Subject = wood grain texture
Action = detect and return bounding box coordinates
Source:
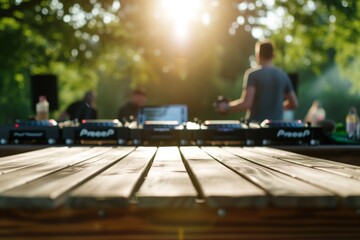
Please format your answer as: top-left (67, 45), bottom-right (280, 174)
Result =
top-left (224, 147), bottom-right (360, 207)
top-left (68, 147), bottom-right (156, 208)
top-left (0, 147), bottom-right (134, 208)
top-left (0, 146), bottom-right (66, 162)
top-left (0, 148), bottom-right (90, 174)
top-left (1, 146), bottom-right (360, 239)
top-left (0, 147), bottom-right (109, 194)
top-left (180, 146), bottom-right (267, 207)
top-left (202, 146), bottom-right (336, 207)
top-left (136, 146), bottom-right (198, 207)
top-left (253, 147), bottom-right (360, 169)
top-left (252, 147), bottom-right (360, 180)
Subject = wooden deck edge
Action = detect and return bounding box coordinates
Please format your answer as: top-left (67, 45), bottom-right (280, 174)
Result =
top-left (1, 206), bottom-right (359, 239)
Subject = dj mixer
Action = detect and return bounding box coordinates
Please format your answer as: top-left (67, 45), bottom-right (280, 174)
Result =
top-left (0, 119), bottom-right (59, 145)
top-left (62, 119), bottom-right (130, 145)
top-left (192, 120), bottom-right (256, 146)
top-left (258, 119), bottom-right (323, 145)
top-left (0, 106), bottom-right (325, 146)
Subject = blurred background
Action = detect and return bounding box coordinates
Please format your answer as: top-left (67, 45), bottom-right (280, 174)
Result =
top-left (1, 0), bottom-right (360, 124)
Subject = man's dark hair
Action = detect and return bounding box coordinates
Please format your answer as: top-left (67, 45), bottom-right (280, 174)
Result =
top-left (84, 90), bottom-right (95, 102)
top-left (257, 40), bottom-right (274, 60)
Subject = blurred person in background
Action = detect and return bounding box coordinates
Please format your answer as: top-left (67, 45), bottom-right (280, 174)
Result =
top-left (118, 88), bottom-right (147, 123)
top-left (304, 100), bottom-right (326, 126)
top-left (216, 40), bottom-right (298, 122)
top-left (58, 90), bottom-right (97, 121)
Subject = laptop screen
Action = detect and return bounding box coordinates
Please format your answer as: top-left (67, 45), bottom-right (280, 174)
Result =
top-left (137, 105), bottom-right (188, 126)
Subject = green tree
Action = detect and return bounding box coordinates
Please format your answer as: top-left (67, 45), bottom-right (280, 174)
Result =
top-left (230, 0), bottom-right (360, 121)
top-left (272, 0), bottom-right (360, 121)
top-left (0, 0), bottom-right (149, 122)
top-left (2, 0), bottom-right (359, 124)
top-left (1, 0), bottom-right (254, 121)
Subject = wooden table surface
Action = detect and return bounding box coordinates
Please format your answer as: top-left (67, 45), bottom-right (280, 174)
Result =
top-left (1, 146), bottom-right (360, 239)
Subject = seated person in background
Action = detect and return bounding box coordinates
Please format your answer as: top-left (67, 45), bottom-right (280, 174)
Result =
top-left (118, 88), bottom-right (147, 123)
top-left (216, 40), bottom-right (298, 122)
top-left (304, 100), bottom-right (326, 126)
top-left (58, 90), bottom-right (97, 121)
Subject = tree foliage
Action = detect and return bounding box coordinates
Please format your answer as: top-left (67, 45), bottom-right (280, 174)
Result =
top-left (1, 0), bottom-right (359, 123)
top-left (232, 0), bottom-right (360, 120)
top-left (273, 0), bottom-right (360, 120)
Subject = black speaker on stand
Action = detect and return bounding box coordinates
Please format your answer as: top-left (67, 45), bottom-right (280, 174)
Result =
top-left (30, 74), bottom-right (59, 112)
top-left (284, 72), bottom-right (299, 121)
top-left (288, 72), bottom-right (299, 95)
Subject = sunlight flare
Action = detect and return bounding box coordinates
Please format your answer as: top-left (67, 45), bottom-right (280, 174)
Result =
top-left (161, 0), bottom-right (202, 40)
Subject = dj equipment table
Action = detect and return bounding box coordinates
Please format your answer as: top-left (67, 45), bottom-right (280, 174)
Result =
top-left (1, 146), bottom-right (360, 239)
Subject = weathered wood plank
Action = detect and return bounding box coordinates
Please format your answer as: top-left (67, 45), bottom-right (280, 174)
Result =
top-left (68, 147), bottom-right (157, 208)
top-left (0, 146), bottom-right (70, 166)
top-left (0, 146), bottom-right (360, 239)
top-left (136, 147), bottom-right (198, 207)
top-left (252, 147), bottom-right (360, 169)
top-left (202, 147), bottom-right (336, 207)
top-left (224, 147), bottom-right (360, 207)
top-left (0, 147), bottom-right (134, 208)
top-left (0, 147), bottom-right (90, 174)
top-left (0, 147), bottom-right (113, 194)
top-left (0, 147), bottom-right (67, 162)
top-left (180, 146), bottom-right (267, 207)
top-left (248, 147), bottom-right (360, 180)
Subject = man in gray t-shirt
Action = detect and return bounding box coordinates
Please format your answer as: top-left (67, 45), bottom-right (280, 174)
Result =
top-left (217, 40), bottom-right (298, 122)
